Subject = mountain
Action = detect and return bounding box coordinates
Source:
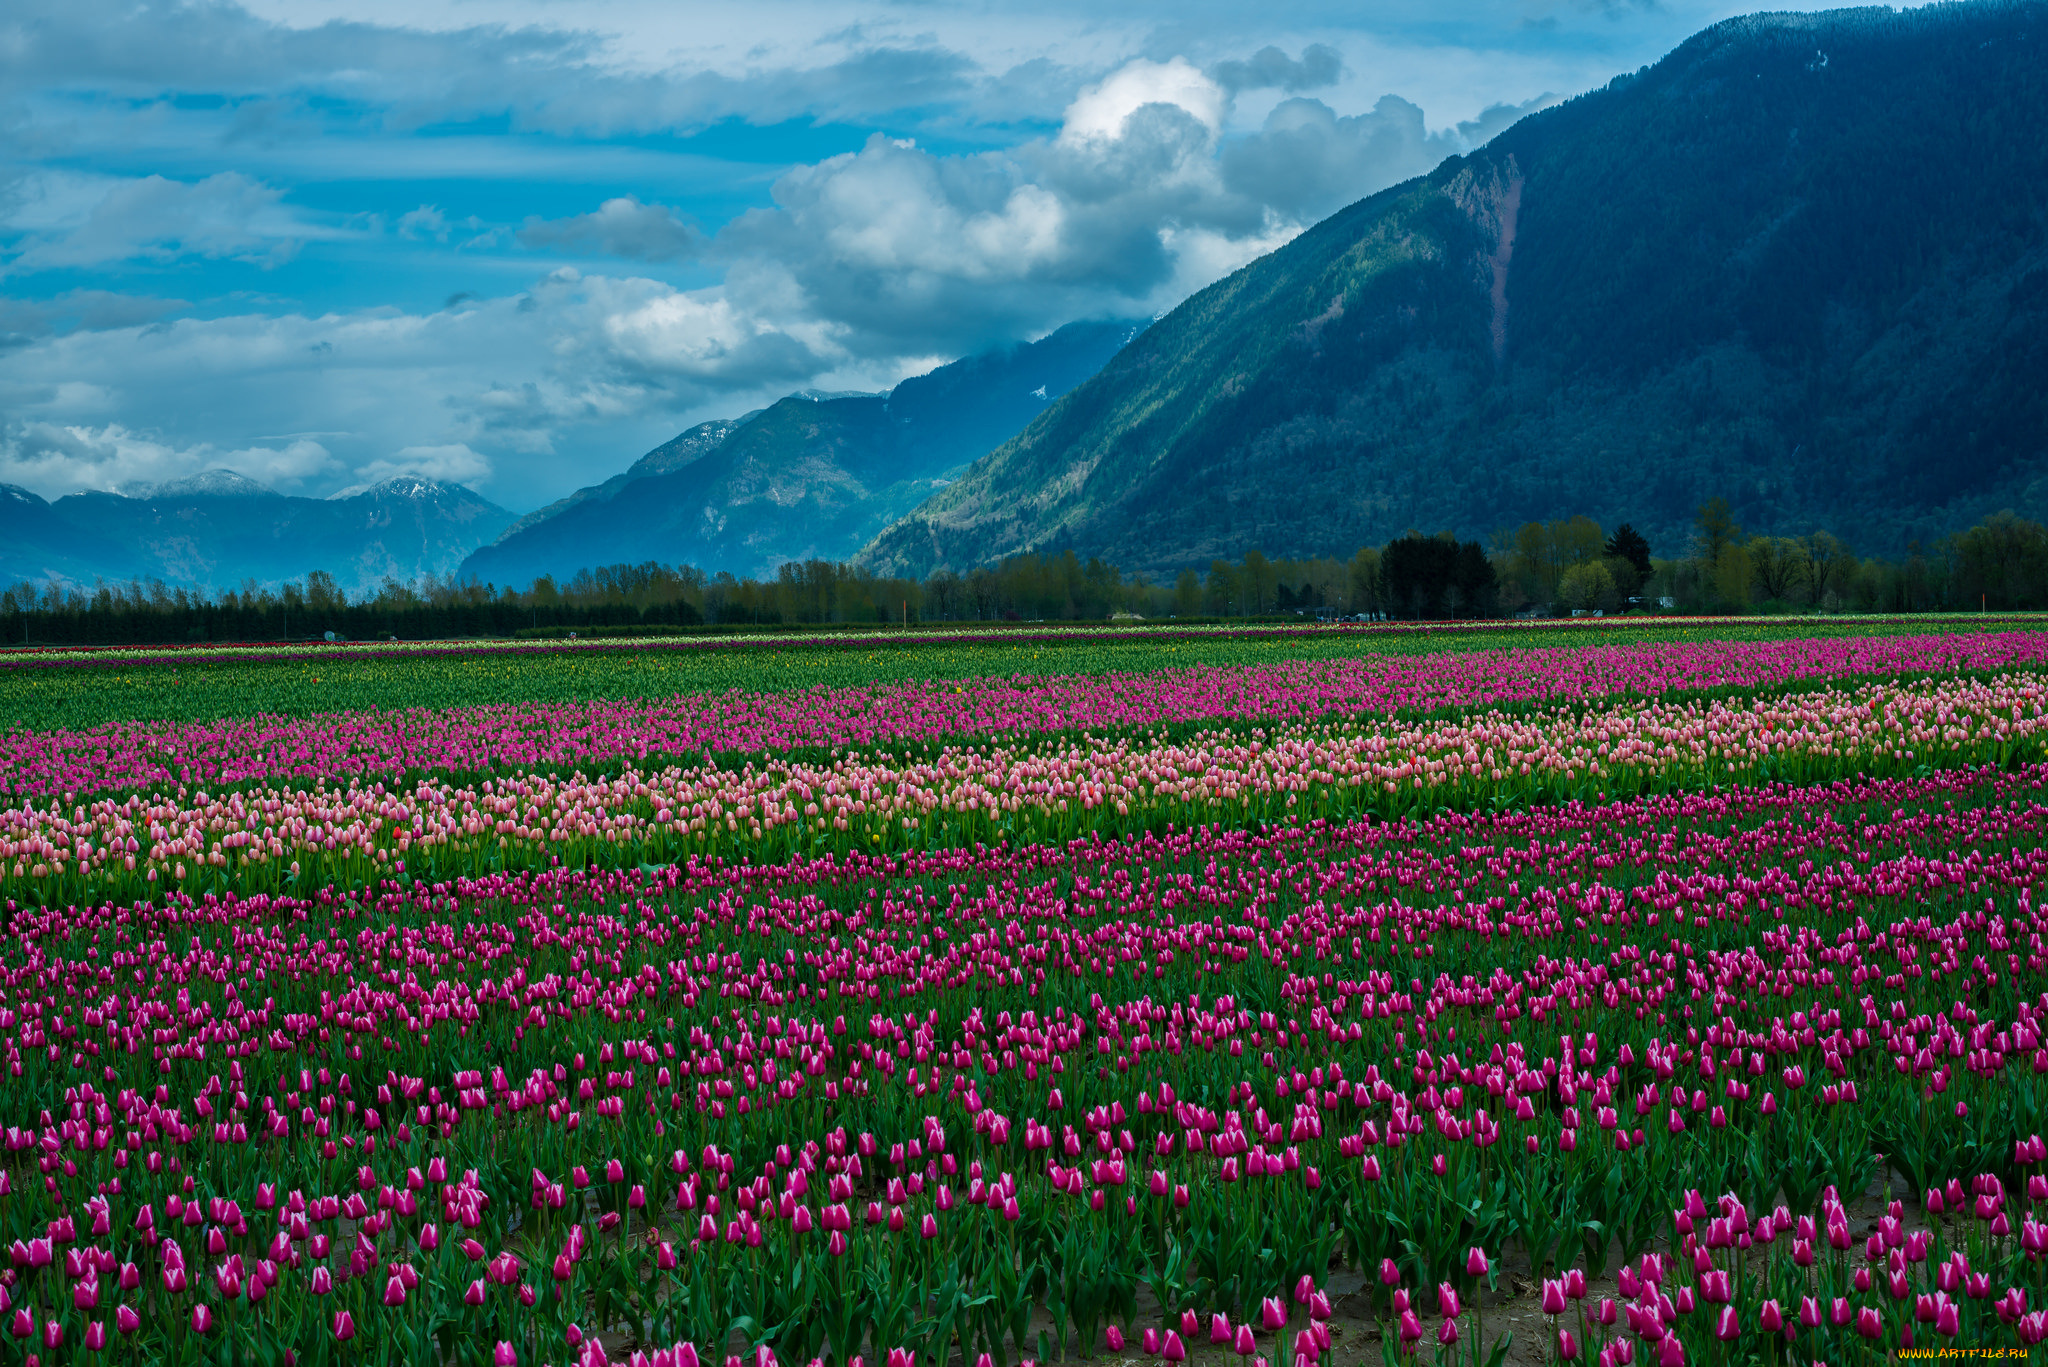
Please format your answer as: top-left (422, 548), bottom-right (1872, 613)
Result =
top-left (41, 473), bottom-right (514, 594)
top-left (490, 419), bottom-right (747, 545)
top-left (121, 469), bottom-right (282, 500)
top-left (861, 2), bottom-right (2048, 576)
top-left (460, 318), bottom-right (1146, 586)
top-left (1, 484), bottom-right (145, 588)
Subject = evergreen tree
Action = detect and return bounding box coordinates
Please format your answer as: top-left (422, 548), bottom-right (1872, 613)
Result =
top-left (1604, 524), bottom-right (1654, 578)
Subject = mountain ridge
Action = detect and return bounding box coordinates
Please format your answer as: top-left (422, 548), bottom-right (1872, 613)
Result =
top-left (23, 477), bottom-right (515, 595)
top-left (860, 1), bottom-right (2048, 576)
top-left (487, 420), bottom-right (750, 547)
top-left (460, 318), bottom-right (1146, 587)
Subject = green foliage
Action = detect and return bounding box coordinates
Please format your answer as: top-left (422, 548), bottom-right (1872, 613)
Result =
top-left (1381, 534), bottom-right (1498, 619)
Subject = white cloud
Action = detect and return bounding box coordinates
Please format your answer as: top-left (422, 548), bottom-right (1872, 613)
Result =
top-left (1059, 58), bottom-right (1224, 144)
top-left (0, 290), bottom-right (189, 338)
top-left (2, 173), bottom-right (308, 273)
top-left (397, 205), bottom-right (449, 241)
top-left (0, 421), bottom-right (336, 498)
top-left (1211, 44), bottom-right (1344, 95)
top-left (341, 442), bottom-right (491, 491)
top-left (0, 269), bottom-right (847, 507)
top-left (517, 197), bottom-right (705, 262)
top-left (1221, 92), bottom-right (1553, 223)
top-left (706, 54), bottom-right (1326, 357)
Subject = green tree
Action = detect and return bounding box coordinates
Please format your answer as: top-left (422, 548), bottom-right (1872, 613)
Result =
top-left (1241, 549), bottom-right (1277, 615)
top-left (1347, 547), bottom-right (1382, 616)
top-left (1604, 524), bottom-right (1654, 578)
top-left (1747, 536), bottom-right (1810, 605)
top-left (1695, 498), bottom-right (1741, 570)
top-left (1806, 532), bottom-right (1855, 607)
top-left (1558, 561), bottom-right (1615, 612)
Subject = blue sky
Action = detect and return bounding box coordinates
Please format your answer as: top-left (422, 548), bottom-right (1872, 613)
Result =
top-left (0, 0), bottom-right (1847, 512)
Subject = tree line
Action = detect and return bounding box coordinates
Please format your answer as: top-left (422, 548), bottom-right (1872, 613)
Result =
top-left (1489, 502), bottom-right (2048, 616)
top-left (5, 507), bottom-right (2046, 646)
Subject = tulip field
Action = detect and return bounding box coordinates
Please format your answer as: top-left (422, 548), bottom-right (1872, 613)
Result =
top-left (3, 624), bottom-right (2048, 1366)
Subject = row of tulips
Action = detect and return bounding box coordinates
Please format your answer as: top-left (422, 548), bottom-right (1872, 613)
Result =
top-left (7, 612), bottom-right (1984, 674)
top-left (6, 670), bottom-right (2048, 906)
top-left (0, 761), bottom-right (2044, 1361)
top-left (9, 629), bottom-right (2048, 800)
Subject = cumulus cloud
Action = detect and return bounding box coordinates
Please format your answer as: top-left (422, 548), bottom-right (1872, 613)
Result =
top-left (2, 172), bottom-right (306, 273)
top-left (339, 442), bottom-right (493, 492)
top-left (518, 197), bottom-right (706, 262)
top-left (1220, 93), bottom-right (1555, 223)
top-left (0, 268), bottom-right (848, 506)
top-left (713, 55), bottom-right (1297, 356)
top-left (1059, 57), bottom-right (1224, 143)
top-left (1210, 43), bottom-right (1344, 94)
top-left (687, 46), bottom-right (1557, 366)
top-left (0, 421), bottom-right (336, 499)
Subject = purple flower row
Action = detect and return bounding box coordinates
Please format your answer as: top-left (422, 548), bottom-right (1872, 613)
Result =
top-left (10, 630), bottom-right (2048, 798)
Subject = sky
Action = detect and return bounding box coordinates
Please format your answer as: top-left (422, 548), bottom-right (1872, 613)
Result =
top-left (0, 0), bottom-right (1846, 513)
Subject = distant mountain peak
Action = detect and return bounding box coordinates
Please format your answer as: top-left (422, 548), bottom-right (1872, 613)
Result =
top-left (352, 476), bottom-right (461, 500)
top-left (126, 468), bottom-right (281, 500)
top-left (321, 475), bottom-right (498, 504)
